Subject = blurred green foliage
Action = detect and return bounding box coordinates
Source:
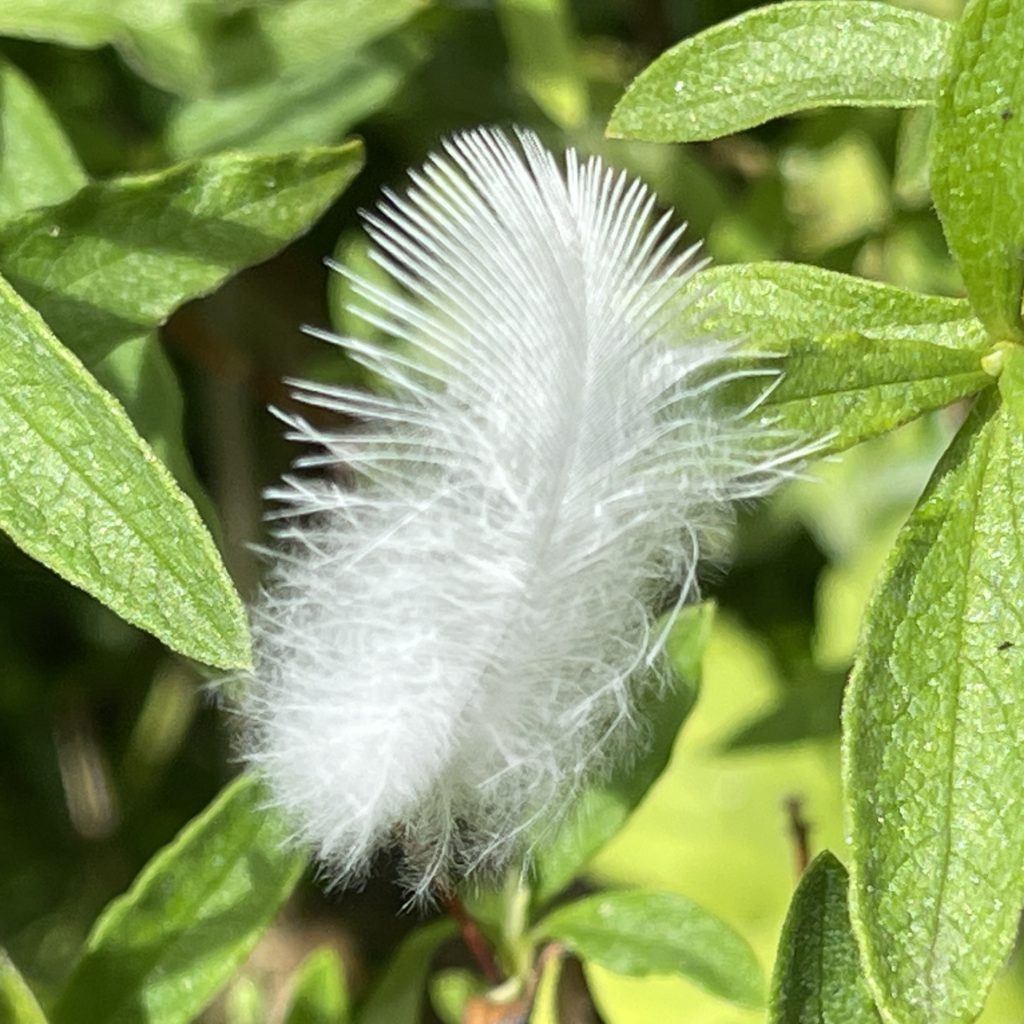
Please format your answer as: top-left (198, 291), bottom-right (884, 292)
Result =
top-left (3, 0), bottom-right (1024, 1022)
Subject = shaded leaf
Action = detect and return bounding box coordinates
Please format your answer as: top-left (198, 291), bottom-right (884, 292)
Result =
top-left (0, 0), bottom-right (423, 97)
top-left (535, 889), bottom-right (764, 1007)
top-left (845, 387), bottom-right (1024, 1024)
top-left (0, 58), bottom-right (86, 222)
top-left (356, 920), bottom-right (455, 1024)
top-left (769, 852), bottom-right (878, 1024)
top-left (93, 333), bottom-right (215, 520)
top-left (167, 35), bottom-right (425, 158)
top-left (0, 272), bottom-right (248, 667)
top-left (932, 0), bottom-right (1024, 341)
top-left (724, 671), bottom-right (845, 751)
top-left (497, 0), bottom-right (588, 130)
top-left (283, 947), bottom-right (350, 1024)
top-left (51, 775), bottom-right (306, 1024)
top-left (608, 2), bottom-right (951, 142)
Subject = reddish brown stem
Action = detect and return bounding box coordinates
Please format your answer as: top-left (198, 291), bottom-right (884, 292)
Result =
top-left (785, 796), bottom-right (811, 877)
top-left (440, 889), bottom-right (505, 986)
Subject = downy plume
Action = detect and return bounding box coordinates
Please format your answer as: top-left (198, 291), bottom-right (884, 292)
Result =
top-left (239, 127), bottom-right (796, 897)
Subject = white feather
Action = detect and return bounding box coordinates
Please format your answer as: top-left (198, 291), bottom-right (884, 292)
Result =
top-left (239, 127), bottom-right (795, 897)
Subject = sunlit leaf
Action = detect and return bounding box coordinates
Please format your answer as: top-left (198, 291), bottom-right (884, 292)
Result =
top-left (608, 2), bottom-right (951, 142)
top-left (845, 386), bottom-right (1024, 1024)
top-left (932, 0), bottom-right (1024, 341)
top-left (0, 272), bottom-right (248, 667)
top-left (0, 142), bottom-right (365, 369)
top-left (684, 262), bottom-right (990, 454)
top-left (535, 889), bottom-right (765, 1007)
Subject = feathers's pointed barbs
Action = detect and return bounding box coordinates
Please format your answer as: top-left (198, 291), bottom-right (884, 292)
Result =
top-left (239, 127), bottom-right (796, 898)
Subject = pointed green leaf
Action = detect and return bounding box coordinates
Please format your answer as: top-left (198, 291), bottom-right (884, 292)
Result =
top-left (535, 890), bottom-right (765, 1007)
top-left (529, 602), bottom-right (713, 907)
top-left (51, 775), bottom-right (306, 1024)
top-left (356, 920), bottom-right (455, 1024)
top-left (0, 58), bottom-right (86, 222)
top-left (0, 950), bottom-right (48, 1024)
top-left (932, 0), bottom-right (1024, 341)
top-left (845, 388), bottom-right (1024, 1024)
top-left (693, 263), bottom-right (988, 351)
top-left (283, 948), bottom-right (350, 1024)
top-left (0, 141), bottom-right (364, 369)
top-left (608, 2), bottom-right (951, 142)
top-left (770, 852), bottom-right (878, 1024)
top-left (685, 263), bottom-right (991, 454)
top-left (0, 272), bottom-right (248, 666)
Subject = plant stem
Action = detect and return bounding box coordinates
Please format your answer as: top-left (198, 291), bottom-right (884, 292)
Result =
top-left (439, 889), bottom-right (505, 986)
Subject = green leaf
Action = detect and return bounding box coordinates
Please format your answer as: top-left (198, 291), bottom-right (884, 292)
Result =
top-left (160, 0), bottom-right (427, 149)
top-left (51, 774), bottom-right (306, 1024)
top-left (769, 852), bottom-right (878, 1024)
top-left (931, 0), bottom-right (1024, 341)
top-left (0, 0), bottom-right (115, 47)
top-left (283, 947), bottom-right (350, 1024)
top-left (894, 108), bottom-right (934, 209)
top-left (530, 602), bottom-right (713, 907)
top-left (607, 2), bottom-right (951, 142)
top-left (0, 1), bottom-right (225, 95)
top-left (224, 978), bottom-right (264, 1024)
top-left (723, 671), bottom-right (846, 751)
top-left (0, 142), bottom-right (364, 369)
top-left (356, 920), bottom-right (454, 1024)
top-left (528, 952), bottom-right (562, 1024)
top-left (0, 272), bottom-right (248, 667)
top-left (535, 889), bottom-right (765, 1007)
top-left (0, 58), bottom-right (86, 222)
top-left (844, 387), bottom-right (1024, 1024)
top-left (0, 950), bottom-right (48, 1024)
top-left (428, 968), bottom-right (484, 1024)
top-left (693, 263), bottom-right (988, 351)
top-left (685, 263), bottom-right (991, 454)
top-left (0, 0), bottom-right (424, 97)
top-left (167, 36), bottom-right (425, 158)
top-left (497, 0), bottom-right (589, 130)
top-left (234, 0), bottom-right (426, 77)
top-left (780, 133), bottom-right (891, 256)
top-left (93, 334), bottom-right (214, 519)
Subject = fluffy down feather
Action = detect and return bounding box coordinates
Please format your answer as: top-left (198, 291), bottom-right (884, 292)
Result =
top-left (239, 127), bottom-right (794, 897)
